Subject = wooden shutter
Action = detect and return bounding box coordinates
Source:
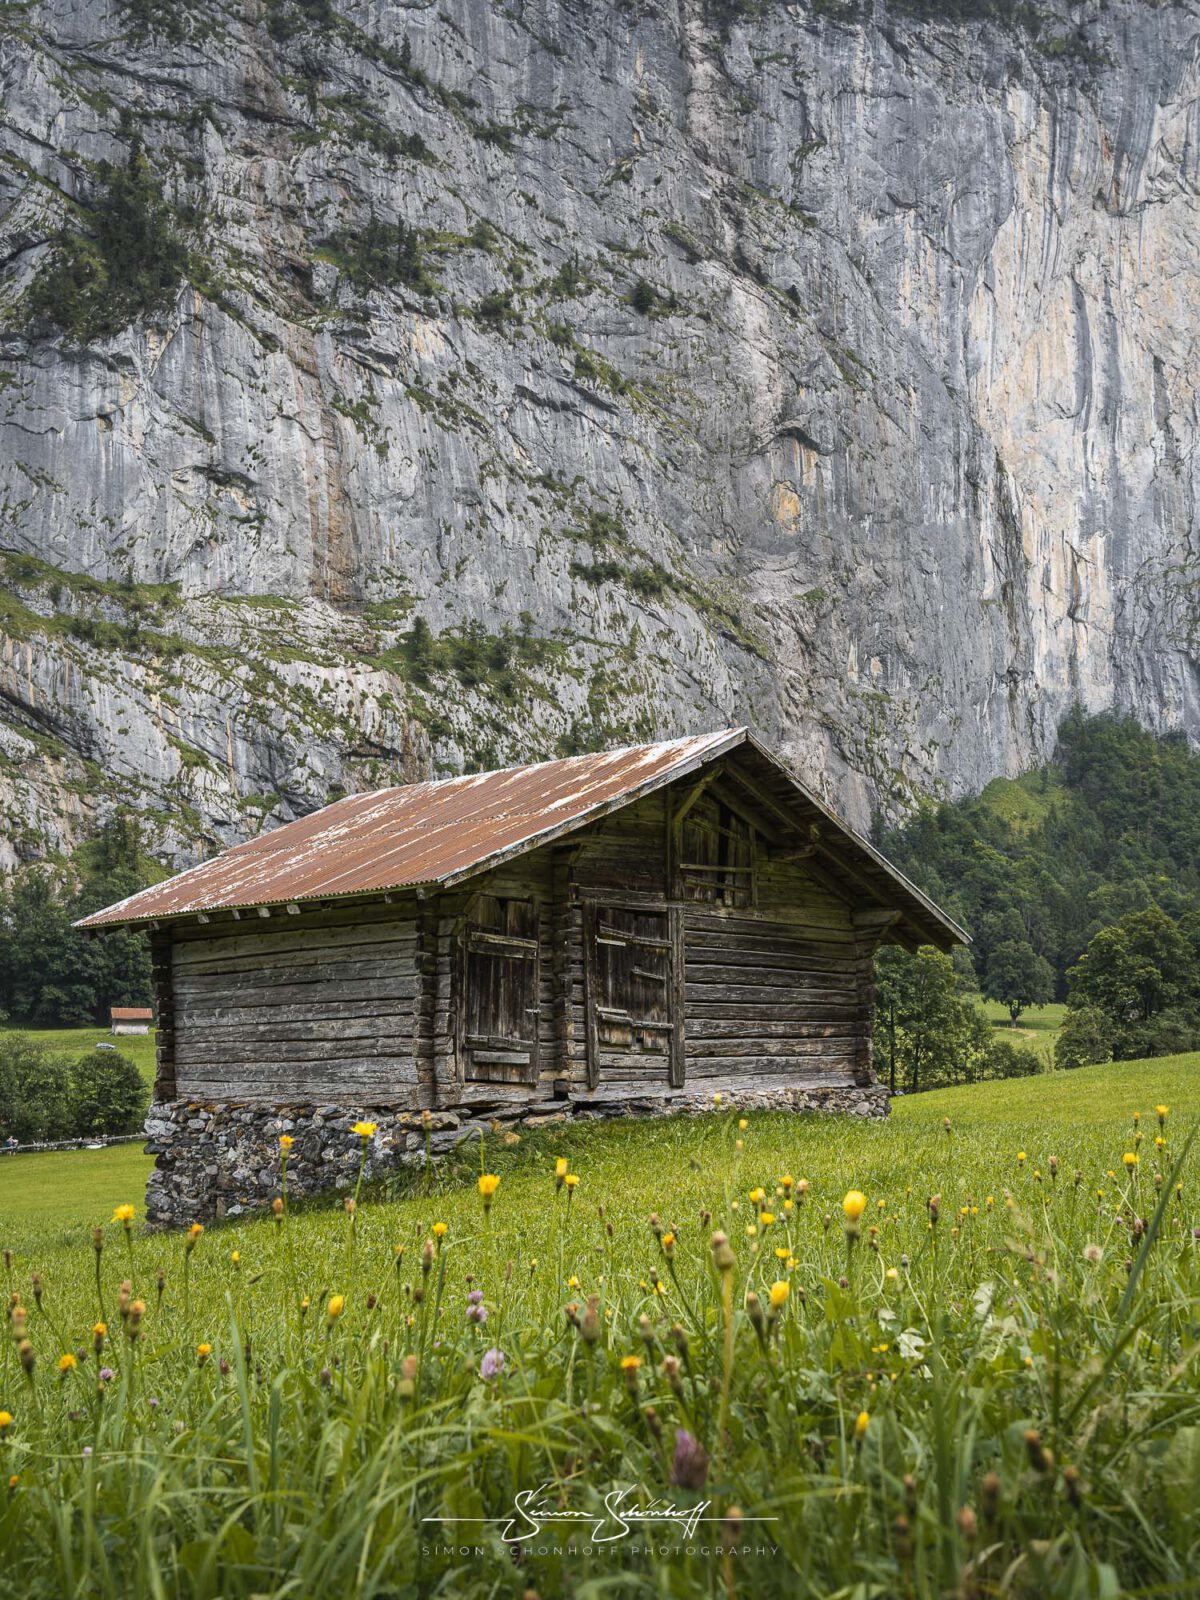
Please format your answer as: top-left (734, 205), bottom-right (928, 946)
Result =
top-left (461, 896), bottom-right (540, 1083)
top-left (584, 904), bottom-right (684, 1088)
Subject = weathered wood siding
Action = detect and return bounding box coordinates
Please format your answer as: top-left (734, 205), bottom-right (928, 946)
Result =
top-left (168, 899), bottom-right (421, 1100)
top-left (430, 851), bottom-right (561, 1110)
top-left (680, 861), bottom-right (865, 1092)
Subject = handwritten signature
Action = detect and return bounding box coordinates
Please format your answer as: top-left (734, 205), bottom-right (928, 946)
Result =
top-left (497, 1482), bottom-right (712, 1544)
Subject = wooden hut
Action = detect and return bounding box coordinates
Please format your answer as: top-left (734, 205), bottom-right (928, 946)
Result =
top-left (78, 729), bottom-right (966, 1224)
top-left (110, 1006), bottom-right (153, 1035)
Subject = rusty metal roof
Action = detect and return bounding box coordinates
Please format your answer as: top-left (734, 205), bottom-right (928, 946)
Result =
top-left (76, 728), bottom-right (967, 948)
top-left (110, 1007), bottom-right (154, 1019)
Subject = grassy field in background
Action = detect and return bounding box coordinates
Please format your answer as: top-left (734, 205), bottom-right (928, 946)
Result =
top-left (0, 1051), bottom-right (1189, 1254)
top-left (973, 998), bottom-right (1068, 1060)
top-left (1, 1024), bottom-right (158, 1085)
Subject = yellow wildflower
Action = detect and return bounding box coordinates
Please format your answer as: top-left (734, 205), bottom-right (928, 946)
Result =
top-left (112, 1204), bottom-right (135, 1224)
top-left (565, 1174), bottom-right (579, 1189)
top-left (620, 1354), bottom-right (642, 1371)
top-left (196, 1342), bottom-right (212, 1364)
top-left (58, 1353), bottom-right (77, 1373)
top-left (855, 1410), bottom-right (870, 1439)
top-left (432, 1222), bottom-right (448, 1239)
top-left (738, 1118), bottom-right (748, 1131)
top-left (1123, 1152), bottom-right (1139, 1168)
top-left (279, 1135), bottom-right (294, 1152)
top-left (478, 1173), bottom-right (501, 1205)
top-left (0, 1412), bottom-right (11, 1431)
top-left (842, 1190), bottom-right (867, 1222)
top-left (351, 1121), bottom-right (377, 1139)
top-left (749, 1187), bottom-right (765, 1205)
top-left (769, 1280), bottom-right (789, 1310)
top-left (327, 1294), bottom-right (345, 1321)
top-left (775, 1246), bottom-right (790, 1260)
top-left (759, 1211), bottom-right (775, 1227)
top-left (555, 1157), bottom-right (569, 1179)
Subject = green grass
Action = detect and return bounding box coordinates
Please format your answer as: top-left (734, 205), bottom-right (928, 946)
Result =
top-left (0, 1145), bottom-right (153, 1253)
top-left (2, 1025), bottom-right (158, 1086)
top-left (972, 999), bottom-right (1068, 1062)
top-left (977, 766), bottom-right (1071, 833)
top-left (0, 1056), bottom-right (1197, 1597)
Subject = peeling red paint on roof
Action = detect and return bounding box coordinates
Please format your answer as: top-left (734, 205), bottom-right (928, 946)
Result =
top-left (78, 730), bottom-right (743, 928)
top-left (77, 728), bottom-right (968, 948)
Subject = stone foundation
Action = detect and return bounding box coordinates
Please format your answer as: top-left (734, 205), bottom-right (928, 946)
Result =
top-left (142, 1084), bottom-right (890, 1228)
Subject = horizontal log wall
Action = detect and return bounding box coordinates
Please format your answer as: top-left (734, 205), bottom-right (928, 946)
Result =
top-left (679, 852), bottom-right (865, 1089)
top-left (169, 898), bottom-right (421, 1100)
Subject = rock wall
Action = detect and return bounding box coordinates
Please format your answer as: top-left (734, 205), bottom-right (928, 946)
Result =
top-left (1, 0), bottom-right (1198, 868)
top-left (143, 1085), bottom-right (890, 1226)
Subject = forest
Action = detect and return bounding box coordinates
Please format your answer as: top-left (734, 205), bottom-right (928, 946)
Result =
top-left (875, 709), bottom-right (1200, 1087)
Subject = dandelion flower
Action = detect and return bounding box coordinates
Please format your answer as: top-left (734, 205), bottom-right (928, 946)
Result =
top-left (769, 1280), bottom-right (790, 1310)
top-left (748, 1187), bottom-right (765, 1205)
top-left (855, 1410), bottom-right (870, 1440)
top-left (196, 1342), bottom-right (212, 1364)
top-left (775, 1245), bottom-right (790, 1260)
top-left (0, 1412), bottom-right (11, 1431)
top-left (620, 1354), bottom-right (642, 1371)
top-left (351, 1121), bottom-right (377, 1139)
top-left (1123, 1152), bottom-right (1139, 1169)
top-left (555, 1157), bottom-right (569, 1179)
top-left (478, 1173), bottom-right (500, 1209)
top-left (1016, 1152), bottom-right (1026, 1166)
top-left (112, 1204), bottom-right (135, 1225)
top-left (565, 1174), bottom-right (579, 1189)
top-left (842, 1190), bottom-right (867, 1222)
top-left (432, 1222), bottom-right (448, 1239)
top-left (759, 1211), bottom-right (775, 1227)
top-left (279, 1135), bottom-right (294, 1152)
top-left (327, 1294), bottom-right (346, 1321)
top-left (58, 1353), bottom-right (77, 1373)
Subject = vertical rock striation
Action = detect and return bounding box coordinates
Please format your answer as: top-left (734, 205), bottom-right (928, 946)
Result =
top-left (0, 0), bottom-right (1197, 864)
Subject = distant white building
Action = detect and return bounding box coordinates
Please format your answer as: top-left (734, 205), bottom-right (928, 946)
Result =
top-left (110, 1006), bottom-right (153, 1035)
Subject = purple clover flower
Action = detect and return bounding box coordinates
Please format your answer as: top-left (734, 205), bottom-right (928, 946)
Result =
top-left (480, 1348), bottom-right (505, 1380)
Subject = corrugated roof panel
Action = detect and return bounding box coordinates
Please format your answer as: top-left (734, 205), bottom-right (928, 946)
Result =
top-left (78, 729), bottom-right (741, 928)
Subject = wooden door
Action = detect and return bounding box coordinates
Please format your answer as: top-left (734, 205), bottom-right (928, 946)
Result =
top-left (583, 904), bottom-right (684, 1088)
top-left (460, 896), bottom-right (540, 1084)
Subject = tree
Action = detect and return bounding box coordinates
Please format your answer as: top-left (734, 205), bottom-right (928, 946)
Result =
top-left (982, 938), bottom-right (1054, 1023)
top-left (1066, 906), bottom-right (1190, 1026)
top-left (875, 947), bottom-right (964, 1093)
top-left (69, 1049), bottom-right (148, 1136)
top-left (0, 1035), bottom-right (73, 1144)
top-left (1054, 1006), bottom-right (1113, 1070)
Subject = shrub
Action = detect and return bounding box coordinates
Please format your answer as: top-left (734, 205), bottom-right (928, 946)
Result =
top-left (27, 139), bottom-right (188, 343)
top-left (0, 1034), bottom-right (73, 1143)
top-left (981, 1035), bottom-right (1042, 1079)
top-left (1055, 1005), bottom-right (1113, 1070)
top-left (68, 1048), bottom-right (148, 1135)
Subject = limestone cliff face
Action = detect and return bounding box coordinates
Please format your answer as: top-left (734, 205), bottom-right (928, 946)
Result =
top-left (0, 0), bottom-right (1197, 869)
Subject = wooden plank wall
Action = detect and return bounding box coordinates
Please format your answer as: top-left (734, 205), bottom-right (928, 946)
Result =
top-left (169, 899), bottom-right (421, 1101)
top-left (680, 868), bottom-right (864, 1092)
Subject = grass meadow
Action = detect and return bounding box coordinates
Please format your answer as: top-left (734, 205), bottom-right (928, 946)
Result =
top-left (0, 1056), bottom-right (1198, 1598)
